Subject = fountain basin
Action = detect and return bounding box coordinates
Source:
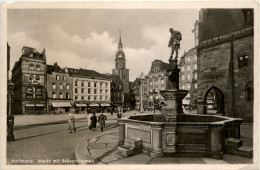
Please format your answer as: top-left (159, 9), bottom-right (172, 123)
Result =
top-left (117, 114), bottom-right (243, 159)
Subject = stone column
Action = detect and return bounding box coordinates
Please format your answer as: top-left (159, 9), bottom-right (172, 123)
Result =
top-left (118, 123), bottom-right (125, 146)
top-left (210, 125), bottom-right (223, 159)
top-left (151, 125), bottom-right (163, 158)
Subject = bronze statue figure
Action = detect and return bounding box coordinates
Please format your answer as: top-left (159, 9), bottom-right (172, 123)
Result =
top-left (168, 28), bottom-right (182, 59)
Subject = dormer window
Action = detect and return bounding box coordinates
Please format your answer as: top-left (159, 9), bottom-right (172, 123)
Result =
top-left (238, 53), bottom-right (249, 68)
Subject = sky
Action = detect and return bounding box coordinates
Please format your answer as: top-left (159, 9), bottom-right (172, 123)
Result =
top-left (8, 9), bottom-right (199, 81)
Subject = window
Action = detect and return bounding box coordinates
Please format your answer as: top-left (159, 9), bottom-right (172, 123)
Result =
top-left (28, 76), bottom-right (33, 83)
top-left (194, 65), bottom-right (197, 70)
top-left (195, 73), bottom-right (197, 79)
top-left (63, 76), bottom-right (67, 81)
top-left (66, 93), bottom-right (69, 99)
top-left (56, 75), bottom-right (60, 80)
top-left (36, 76), bottom-right (40, 83)
top-left (187, 74), bottom-right (191, 79)
top-left (81, 96), bottom-right (85, 100)
top-left (155, 81), bottom-right (158, 85)
top-left (187, 66), bottom-right (191, 71)
top-left (238, 54), bottom-right (249, 68)
top-left (59, 84), bottom-right (63, 90)
top-left (59, 93), bottom-right (63, 99)
top-left (35, 88), bottom-right (43, 99)
top-left (94, 89), bottom-right (97, 94)
top-left (52, 92), bottom-right (56, 99)
top-left (75, 96), bottom-right (78, 100)
top-left (88, 89), bottom-right (91, 94)
top-left (81, 89), bottom-right (84, 93)
top-left (105, 97), bottom-right (108, 101)
top-left (100, 89), bottom-right (103, 94)
top-left (26, 87), bottom-right (34, 99)
top-left (29, 64), bottom-right (34, 71)
top-left (195, 83), bottom-right (197, 89)
top-left (75, 88), bottom-right (78, 93)
top-left (94, 83), bottom-right (97, 88)
top-left (161, 79), bottom-right (164, 84)
top-left (75, 81), bottom-right (78, 86)
top-left (88, 82), bottom-right (91, 87)
top-left (100, 82), bottom-right (102, 87)
top-left (88, 96), bottom-right (91, 100)
top-left (81, 82), bottom-right (84, 87)
top-left (36, 65), bottom-right (40, 71)
top-left (105, 89), bottom-right (108, 94)
top-left (94, 96), bottom-right (97, 101)
top-left (66, 84), bottom-right (69, 90)
top-left (105, 83), bottom-right (108, 88)
top-left (52, 83), bottom-right (56, 89)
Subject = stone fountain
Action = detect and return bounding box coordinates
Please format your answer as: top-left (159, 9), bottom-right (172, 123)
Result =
top-left (117, 28), bottom-right (244, 159)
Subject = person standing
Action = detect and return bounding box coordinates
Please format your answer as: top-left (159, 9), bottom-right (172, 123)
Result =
top-left (98, 112), bottom-right (107, 132)
top-left (87, 112), bottom-right (92, 130)
top-left (90, 112), bottom-right (97, 131)
top-left (68, 113), bottom-right (76, 133)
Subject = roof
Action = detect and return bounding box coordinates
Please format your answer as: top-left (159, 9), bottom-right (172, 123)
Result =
top-left (21, 46), bottom-right (46, 61)
top-left (148, 59), bottom-right (171, 74)
top-left (46, 64), bottom-right (64, 74)
top-left (116, 51), bottom-right (125, 59)
top-left (72, 68), bottom-right (110, 80)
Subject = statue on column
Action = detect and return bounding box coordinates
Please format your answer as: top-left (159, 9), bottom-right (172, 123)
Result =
top-left (168, 28), bottom-right (182, 59)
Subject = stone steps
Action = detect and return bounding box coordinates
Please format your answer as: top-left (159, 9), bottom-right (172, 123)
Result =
top-left (225, 138), bottom-right (253, 158)
top-left (117, 138), bottom-right (142, 157)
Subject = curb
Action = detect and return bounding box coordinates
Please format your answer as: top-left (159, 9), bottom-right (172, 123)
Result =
top-left (75, 127), bottom-right (119, 165)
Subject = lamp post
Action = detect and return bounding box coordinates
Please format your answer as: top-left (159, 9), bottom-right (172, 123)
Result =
top-left (139, 72), bottom-right (144, 113)
top-left (7, 80), bottom-right (15, 141)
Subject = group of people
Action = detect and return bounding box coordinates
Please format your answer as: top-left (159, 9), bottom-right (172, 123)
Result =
top-left (68, 108), bottom-right (124, 133)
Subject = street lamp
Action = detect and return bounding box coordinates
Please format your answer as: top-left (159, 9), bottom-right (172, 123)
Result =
top-left (7, 80), bottom-right (15, 141)
top-left (139, 72), bottom-right (144, 113)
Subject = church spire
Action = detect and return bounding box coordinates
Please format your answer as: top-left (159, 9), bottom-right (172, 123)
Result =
top-left (118, 30), bottom-right (123, 51)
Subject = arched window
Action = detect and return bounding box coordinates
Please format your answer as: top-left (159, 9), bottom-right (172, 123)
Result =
top-left (35, 87), bottom-right (43, 99)
top-left (36, 65), bottom-right (40, 71)
top-left (29, 64), bottom-right (34, 71)
top-left (26, 87), bottom-right (34, 99)
top-left (36, 75), bottom-right (40, 83)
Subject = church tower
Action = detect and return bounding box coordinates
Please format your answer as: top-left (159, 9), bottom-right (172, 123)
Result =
top-left (112, 31), bottom-right (129, 93)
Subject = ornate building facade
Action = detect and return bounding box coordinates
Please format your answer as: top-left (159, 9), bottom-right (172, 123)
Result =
top-left (143, 60), bottom-right (170, 107)
top-left (112, 33), bottom-right (130, 94)
top-left (197, 9), bottom-right (254, 122)
top-left (12, 47), bottom-right (47, 114)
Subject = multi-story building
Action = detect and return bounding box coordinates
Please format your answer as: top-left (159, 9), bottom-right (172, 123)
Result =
top-left (46, 63), bottom-right (73, 113)
top-left (107, 74), bottom-right (123, 108)
top-left (179, 48), bottom-right (198, 105)
top-left (12, 47), bottom-right (47, 114)
top-left (197, 9), bottom-right (254, 122)
top-left (144, 59), bottom-right (170, 107)
top-left (68, 68), bottom-right (111, 112)
top-left (130, 78), bottom-right (142, 110)
top-left (112, 33), bottom-right (130, 94)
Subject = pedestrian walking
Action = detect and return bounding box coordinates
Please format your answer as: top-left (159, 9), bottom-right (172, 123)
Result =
top-left (110, 108), bottom-right (113, 115)
top-left (87, 112), bottom-right (92, 129)
top-left (98, 112), bottom-right (107, 132)
top-left (68, 113), bottom-right (76, 133)
top-left (90, 112), bottom-right (97, 131)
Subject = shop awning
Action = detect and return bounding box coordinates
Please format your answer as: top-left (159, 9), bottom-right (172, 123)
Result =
top-left (89, 103), bottom-right (99, 107)
top-left (35, 104), bottom-right (44, 107)
top-left (75, 103), bottom-right (87, 107)
top-left (100, 103), bottom-right (110, 107)
top-left (25, 104), bottom-right (35, 107)
top-left (52, 102), bottom-right (72, 108)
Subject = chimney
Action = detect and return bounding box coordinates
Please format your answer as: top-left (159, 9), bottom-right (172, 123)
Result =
top-left (54, 62), bottom-right (58, 67)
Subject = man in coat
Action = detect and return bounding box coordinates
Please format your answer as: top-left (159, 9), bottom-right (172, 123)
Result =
top-left (90, 112), bottom-right (97, 131)
top-left (68, 113), bottom-right (76, 133)
top-left (98, 112), bottom-right (107, 132)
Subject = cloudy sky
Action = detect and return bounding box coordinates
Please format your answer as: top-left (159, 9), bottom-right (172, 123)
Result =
top-left (8, 9), bottom-right (199, 81)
